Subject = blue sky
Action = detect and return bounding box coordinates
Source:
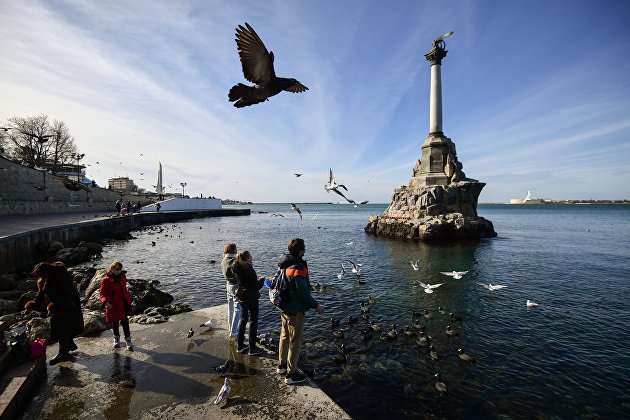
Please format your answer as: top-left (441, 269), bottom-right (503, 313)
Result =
top-left (1, 0), bottom-right (629, 203)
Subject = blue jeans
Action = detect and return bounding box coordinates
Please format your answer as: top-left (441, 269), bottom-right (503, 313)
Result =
top-left (237, 300), bottom-right (259, 350)
top-left (226, 283), bottom-right (242, 337)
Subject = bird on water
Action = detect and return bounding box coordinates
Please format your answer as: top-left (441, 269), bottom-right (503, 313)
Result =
top-left (229, 23), bottom-right (308, 108)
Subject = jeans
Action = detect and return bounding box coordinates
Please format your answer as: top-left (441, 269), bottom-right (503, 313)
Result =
top-left (112, 318), bottom-right (131, 338)
top-left (237, 300), bottom-right (259, 350)
top-left (226, 283), bottom-right (242, 337)
top-left (279, 312), bottom-right (305, 375)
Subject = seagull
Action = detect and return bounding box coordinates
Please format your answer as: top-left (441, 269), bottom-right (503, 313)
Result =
top-left (409, 260), bottom-right (420, 271)
top-left (416, 281), bottom-right (443, 294)
top-left (434, 373), bottom-right (447, 396)
top-left (348, 260), bottom-right (362, 275)
top-left (214, 378), bottom-right (231, 405)
top-left (199, 319), bottom-right (214, 328)
top-left (294, 173), bottom-right (302, 177)
top-left (527, 300), bottom-right (539, 308)
top-left (324, 168), bottom-right (354, 203)
top-left (345, 242), bottom-right (353, 245)
top-left (337, 264), bottom-right (346, 279)
top-left (187, 328), bottom-right (194, 338)
top-left (270, 213), bottom-right (284, 217)
top-left (441, 271), bottom-right (468, 279)
top-left (290, 203), bottom-right (303, 220)
top-left (229, 23), bottom-right (308, 108)
top-left (478, 283), bottom-right (508, 291)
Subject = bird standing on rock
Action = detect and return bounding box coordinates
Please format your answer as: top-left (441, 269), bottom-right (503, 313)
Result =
top-left (229, 23), bottom-right (308, 108)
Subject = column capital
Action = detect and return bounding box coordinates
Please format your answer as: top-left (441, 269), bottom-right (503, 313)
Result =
top-left (425, 44), bottom-right (447, 66)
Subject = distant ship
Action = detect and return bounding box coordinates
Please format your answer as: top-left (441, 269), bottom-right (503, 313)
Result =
top-left (509, 191), bottom-right (545, 204)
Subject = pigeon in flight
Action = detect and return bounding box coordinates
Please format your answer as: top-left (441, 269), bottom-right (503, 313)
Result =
top-left (478, 283), bottom-right (507, 291)
top-left (294, 173), bottom-right (303, 177)
top-left (410, 260), bottom-right (420, 271)
top-left (440, 271), bottom-right (468, 279)
top-left (214, 378), bottom-right (231, 405)
top-left (290, 203), bottom-right (303, 219)
top-left (229, 23), bottom-right (308, 108)
top-left (416, 281), bottom-right (443, 294)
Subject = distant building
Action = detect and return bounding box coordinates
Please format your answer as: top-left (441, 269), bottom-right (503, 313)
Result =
top-left (510, 191), bottom-right (545, 204)
top-left (108, 177), bottom-right (138, 192)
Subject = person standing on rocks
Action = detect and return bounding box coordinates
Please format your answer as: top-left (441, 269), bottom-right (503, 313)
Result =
top-left (277, 238), bottom-right (324, 385)
top-left (230, 250), bottom-right (265, 355)
top-left (221, 243), bottom-right (241, 340)
top-left (115, 200), bottom-right (122, 216)
top-left (25, 261), bottom-right (84, 365)
top-left (100, 261), bottom-right (134, 351)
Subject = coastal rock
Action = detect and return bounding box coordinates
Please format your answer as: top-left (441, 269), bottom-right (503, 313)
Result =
top-left (16, 279), bottom-right (38, 292)
top-left (82, 310), bottom-right (107, 336)
top-left (84, 289), bottom-right (104, 311)
top-left (47, 241), bottom-right (64, 254)
top-left (0, 299), bottom-right (18, 316)
top-left (2, 310), bottom-right (45, 330)
top-left (0, 274), bottom-right (16, 291)
top-left (53, 247), bottom-right (91, 266)
top-left (83, 269), bottom-right (106, 301)
top-left (18, 291), bottom-right (38, 311)
top-left (0, 290), bottom-right (25, 300)
top-left (26, 317), bottom-right (50, 341)
top-left (78, 241), bottom-right (103, 253)
top-left (69, 267), bottom-right (97, 292)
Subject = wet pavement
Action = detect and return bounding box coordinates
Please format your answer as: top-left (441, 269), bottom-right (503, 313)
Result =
top-left (21, 305), bottom-right (350, 419)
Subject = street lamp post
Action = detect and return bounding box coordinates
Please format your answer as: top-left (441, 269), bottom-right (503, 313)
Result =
top-left (180, 182), bottom-right (187, 198)
top-left (73, 153), bottom-right (85, 182)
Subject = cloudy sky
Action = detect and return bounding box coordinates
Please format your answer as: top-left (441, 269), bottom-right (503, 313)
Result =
top-left (1, 0), bottom-right (629, 203)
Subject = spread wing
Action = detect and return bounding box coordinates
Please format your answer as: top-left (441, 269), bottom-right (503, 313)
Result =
top-left (284, 82), bottom-right (308, 93)
top-left (236, 23), bottom-right (275, 84)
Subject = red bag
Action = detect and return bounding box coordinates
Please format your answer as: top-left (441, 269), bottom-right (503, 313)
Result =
top-left (29, 338), bottom-right (47, 359)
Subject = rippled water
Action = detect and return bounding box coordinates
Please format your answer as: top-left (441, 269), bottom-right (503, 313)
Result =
top-left (95, 203), bottom-right (630, 418)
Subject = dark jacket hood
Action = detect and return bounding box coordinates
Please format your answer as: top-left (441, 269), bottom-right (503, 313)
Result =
top-left (278, 254), bottom-right (307, 270)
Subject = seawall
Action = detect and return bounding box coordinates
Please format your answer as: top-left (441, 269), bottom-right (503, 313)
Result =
top-left (0, 209), bottom-right (250, 272)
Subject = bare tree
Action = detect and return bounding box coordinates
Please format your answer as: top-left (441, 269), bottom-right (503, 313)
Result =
top-left (4, 115), bottom-right (77, 171)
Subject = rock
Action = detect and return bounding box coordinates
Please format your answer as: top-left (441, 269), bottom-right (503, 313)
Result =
top-left (83, 269), bottom-right (106, 300)
top-left (1, 311), bottom-right (45, 330)
top-left (53, 247), bottom-right (91, 266)
top-left (0, 299), bottom-right (18, 316)
top-left (16, 279), bottom-right (38, 292)
top-left (0, 274), bottom-right (17, 291)
top-left (0, 290), bottom-right (25, 300)
top-left (26, 317), bottom-right (50, 341)
top-left (36, 240), bottom-right (52, 254)
top-left (84, 289), bottom-right (104, 311)
top-left (82, 310), bottom-right (107, 336)
top-left (47, 241), bottom-right (64, 254)
top-left (0, 314), bottom-right (17, 327)
top-left (78, 241), bottom-right (103, 253)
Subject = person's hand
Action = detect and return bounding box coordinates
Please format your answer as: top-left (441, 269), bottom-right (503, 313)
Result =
top-left (315, 305), bottom-right (324, 313)
top-left (105, 302), bottom-right (113, 309)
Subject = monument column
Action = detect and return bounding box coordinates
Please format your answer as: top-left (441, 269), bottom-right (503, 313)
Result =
top-left (429, 53), bottom-right (445, 135)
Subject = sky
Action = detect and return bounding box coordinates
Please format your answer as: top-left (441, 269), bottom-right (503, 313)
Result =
top-left (1, 0), bottom-right (629, 203)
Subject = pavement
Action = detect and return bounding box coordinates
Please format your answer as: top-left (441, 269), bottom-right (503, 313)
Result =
top-left (20, 304), bottom-right (351, 419)
top-left (0, 211), bottom-right (117, 238)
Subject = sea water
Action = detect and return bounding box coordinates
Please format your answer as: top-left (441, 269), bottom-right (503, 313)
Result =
top-left (96, 203), bottom-right (630, 418)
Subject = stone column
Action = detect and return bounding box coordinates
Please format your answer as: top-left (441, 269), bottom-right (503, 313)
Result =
top-left (425, 42), bottom-right (448, 135)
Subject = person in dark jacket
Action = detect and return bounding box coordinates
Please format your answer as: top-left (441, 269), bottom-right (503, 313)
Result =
top-left (100, 261), bottom-right (134, 350)
top-left (231, 250), bottom-right (265, 355)
top-left (277, 238), bottom-right (324, 385)
top-left (25, 261), bottom-right (84, 365)
top-left (221, 243), bottom-right (241, 339)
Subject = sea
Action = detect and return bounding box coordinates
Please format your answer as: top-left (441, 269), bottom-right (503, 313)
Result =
top-left (95, 203), bottom-right (630, 418)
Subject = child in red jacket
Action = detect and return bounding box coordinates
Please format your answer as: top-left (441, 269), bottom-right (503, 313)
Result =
top-left (100, 261), bottom-right (134, 350)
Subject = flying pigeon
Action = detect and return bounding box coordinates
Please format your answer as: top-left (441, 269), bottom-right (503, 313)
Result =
top-left (294, 173), bottom-right (302, 177)
top-left (229, 23), bottom-right (308, 108)
top-left (290, 203), bottom-right (303, 219)
top-left (214, 378), bottom-right (231, 405)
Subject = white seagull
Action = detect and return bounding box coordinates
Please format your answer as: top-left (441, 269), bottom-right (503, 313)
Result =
top-left (337, 264), bottom-right (346, 279)
top-left (440, 271), bottom-right (468, 279)
top-left (324, 168), bottom-right (354, 203)
top-left (526, 300), bottom-right (539, 308)
top-left (214, 378), bottom-right (231, 405)
top-left (348, 260), bottom-right (362, 275)
top-left (478, 283), bottom-right (507, 291)
top-left (410, 260), bottom-right (420, 271)
top-left (199, 319), bottom-right (214, 328)
top-left (416, 281), bottom-right (443, 294)
top-left (290, 203), bottom-right (303, 220)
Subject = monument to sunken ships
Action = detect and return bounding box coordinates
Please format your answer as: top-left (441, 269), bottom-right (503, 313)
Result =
top-left (365, 32), bottom-right (497, 240)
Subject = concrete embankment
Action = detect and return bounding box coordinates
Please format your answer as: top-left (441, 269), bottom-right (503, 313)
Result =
top-left (20, 304), bottom-right (351, 419)
top-left (0, 209), bottom-right (249, 273)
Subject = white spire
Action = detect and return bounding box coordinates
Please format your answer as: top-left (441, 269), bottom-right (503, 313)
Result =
top-left (156, 162), bottom-right (163, 194)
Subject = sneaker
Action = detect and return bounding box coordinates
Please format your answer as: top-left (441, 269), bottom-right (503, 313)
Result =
top-left (237, 345), bottom-right (249, 354)
top-left (248, 346), bottom-right (264, 356)
top-left (284, 371), bottom-right (307, 385)
top-left (276, 364), bottom-right (287, 375)
top-left (125, 337), bottom-right (134, 351)
top-left (113, 336), bottom-right (121, 349)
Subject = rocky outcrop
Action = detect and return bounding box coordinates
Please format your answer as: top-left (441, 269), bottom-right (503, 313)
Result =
top-left (365, 181), bottom-right (496, 240)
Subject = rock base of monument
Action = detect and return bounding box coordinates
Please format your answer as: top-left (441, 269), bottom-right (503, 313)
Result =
top-left (365, 213), bottom-right (496, 241)
top-left (365, 180), bottom-right (497, 240)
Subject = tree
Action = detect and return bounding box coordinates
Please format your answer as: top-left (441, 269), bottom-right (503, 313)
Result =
top-left (3, 114), bottom-right (77, 171)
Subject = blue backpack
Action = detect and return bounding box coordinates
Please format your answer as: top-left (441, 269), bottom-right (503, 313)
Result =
top-left (268, 268), bottom-right (291, 307)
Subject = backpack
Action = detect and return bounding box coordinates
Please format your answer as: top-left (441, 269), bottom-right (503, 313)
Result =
top-left (268, 268), bottom-right (291, 307)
